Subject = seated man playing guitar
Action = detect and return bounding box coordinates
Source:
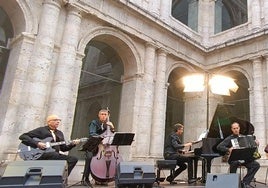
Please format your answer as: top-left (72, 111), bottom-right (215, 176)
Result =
top-left (19, 114), bottom-right (80, 176)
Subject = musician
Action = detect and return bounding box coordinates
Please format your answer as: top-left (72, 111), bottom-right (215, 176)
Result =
top-left (217, 122), bottom-right (260, 188)
top-left (164, 123), bottom-right (198, 184)
top-left (82, 109), bottom-right (114, 185)
top-left (19, 114), bottom-right (79, 176)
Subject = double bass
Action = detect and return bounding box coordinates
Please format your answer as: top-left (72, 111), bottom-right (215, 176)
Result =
top-left (90, 110), bottom-right (122, 183)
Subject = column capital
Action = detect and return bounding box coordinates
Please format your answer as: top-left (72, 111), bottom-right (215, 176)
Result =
top-left (121, 73), bottom-right (144, 83)
top-left (262, 54), bottom-right (268, 60)
top-left (157, 48), bottom-right (168, 56)
top-left (165, 82), bottom-right (170, 88)
top-left (76, 51), bottom-right (85, 60)
top-left (145, 42), bottom-right (157, 49)
top-left (43, 0), bottom-right (64, 8)
top-left (249, 56), bottom-right (262, 63)
top-left (65, 4), bottom-right (82, 17)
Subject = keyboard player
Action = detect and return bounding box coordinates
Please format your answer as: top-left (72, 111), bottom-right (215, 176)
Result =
top-left (164, 123), bottom-right (199, 184)
top-left (216, 122), bottom-right (260, 188)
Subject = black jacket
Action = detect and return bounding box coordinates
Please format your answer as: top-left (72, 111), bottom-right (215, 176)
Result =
top-left (164, 132), bottom-right (185, 154)
top-left (19, 125), bottom-right (75, 152)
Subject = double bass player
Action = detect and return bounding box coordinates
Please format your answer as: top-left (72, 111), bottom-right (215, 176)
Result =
top-left (82, 108), bottom-right (115, 186)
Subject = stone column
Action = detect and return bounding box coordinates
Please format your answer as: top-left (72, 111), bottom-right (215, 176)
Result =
top-left (199, 0), bottom-right (214, 45)
top-left (250, 0), bottom-right (261, 30)
top-left (251, 57), bottom-right (265, 153)
top-left (160, 0), bottom-right (171, 21)
top-left (136, 43), bottom-right (156, 158)
top-left (184, 92), bottom-right (207, 142)
top-left (150, 49), bottom-right (167, 158)
top-left (20, 0), bottom-right (62, 128)
top-left (48, 5), bottom-right (82, 138)
top-left (264, 55), bottom-right (268, 144)
top-left (149, 0), bottom-right (160, 17)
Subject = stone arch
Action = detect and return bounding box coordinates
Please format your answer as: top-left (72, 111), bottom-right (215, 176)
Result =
top-left (72, 27), bottom-right (141, 159)
top-left (214, 64), bottom-right (251, 122)
top-left (78, 26), bottom-right (142, 79)
top-left (0, 0), bottom-right (36, 36)
top-left (166, 60), bottom-right (201, 82)
top-left (165, 60), bottom-right (203, 136)
top-left (216, 64), bottom-right (252, 88)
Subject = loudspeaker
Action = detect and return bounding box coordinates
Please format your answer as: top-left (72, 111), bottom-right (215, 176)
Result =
top-left (0, 160), bottom-right (67, 188)
top-left (115, 161), bottom-right (156, 187)
top-left (205, 173), bottom-right (240, 188)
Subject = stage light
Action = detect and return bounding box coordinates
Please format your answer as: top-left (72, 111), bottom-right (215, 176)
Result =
top-left (183, 74), bottom-right (205, 92)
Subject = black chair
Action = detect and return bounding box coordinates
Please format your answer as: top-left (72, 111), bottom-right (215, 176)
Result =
top-left (155, 160), bottom-right (177, 185)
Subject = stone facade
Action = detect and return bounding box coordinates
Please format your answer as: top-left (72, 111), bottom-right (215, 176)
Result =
top-left (0, 0), bottom-right (268, 181)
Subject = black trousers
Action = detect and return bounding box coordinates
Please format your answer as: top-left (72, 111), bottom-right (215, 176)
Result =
top-left (82, 151), bottom-right (93, 180)
top-left (38, 152), bottom-right (78, 176)
top-left (229, 160), bottom-right (260, 185)
top-left (164, 153), bottom-right (199, 181)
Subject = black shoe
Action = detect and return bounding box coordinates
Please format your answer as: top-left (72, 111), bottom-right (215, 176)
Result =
top-left (188, 179), bottom-right (197, 184)
top-left (166, 176), bottom-right (177, 185)
top-left (95, 181), bottom-right (108, 186)
top-left (241, 182), bottom-right (252, 188)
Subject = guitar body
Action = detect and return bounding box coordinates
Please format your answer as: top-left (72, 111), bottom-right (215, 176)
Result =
top-left (18, 137), bottom-right (56, 160)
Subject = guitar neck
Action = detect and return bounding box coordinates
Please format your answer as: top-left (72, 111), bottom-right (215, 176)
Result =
top-left (50, 141), bottom-right (67, 147)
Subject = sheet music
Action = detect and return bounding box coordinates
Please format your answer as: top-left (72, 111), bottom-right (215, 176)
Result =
top-left (231, 135), bottom-right (257, 149)
top-left (182, 130), bottom-right (208, 154)
top-left (197, 130), bottom-right (208, 141)
top-left (231, 138), bottom-right (240, 149)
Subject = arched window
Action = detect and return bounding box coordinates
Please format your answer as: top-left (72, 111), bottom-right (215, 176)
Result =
top-left (0, 7), bottom-right (13, 92)
top-left (166, 68), bottom-right (186, 140)
top-left (70, 40), bottom-right (124, 159)
top-left (171, 0), bottom-right (198, 32)
top-left (215, 0), bottom-right (248, 33)
top-left (223, 71), bottom-right (249, 121)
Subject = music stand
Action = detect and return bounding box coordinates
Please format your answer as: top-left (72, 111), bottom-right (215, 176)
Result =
top-left (228, 147), bottom-right (256, 163)
top-left (68, 136), bottom-right (103, 188)
top-left (79, 136), bottom-right (103, 152)
top-left (227, 147), bottom-right (261, 186)
top-left (111, 132), bottom-right (135, 146)
top-left (109, 132), bottom-right (135, 183)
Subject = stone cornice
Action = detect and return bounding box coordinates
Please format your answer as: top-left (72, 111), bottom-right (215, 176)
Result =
top-left (67, 0), bottom-right (268, 68)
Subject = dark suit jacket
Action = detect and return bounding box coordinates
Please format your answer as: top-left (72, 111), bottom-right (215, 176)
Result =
top-left (19, 125), bottom-right (75, 152)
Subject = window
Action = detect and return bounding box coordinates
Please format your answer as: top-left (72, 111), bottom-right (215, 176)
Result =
top-left (171, 0), bottom-right (198, 32)
top-left (215, 0), bottom-right (248, 33)
top-left (0, 7), bottom-right (13, 92)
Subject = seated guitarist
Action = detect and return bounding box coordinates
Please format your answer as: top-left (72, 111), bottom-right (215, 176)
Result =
top-left (19, 114), bottom-right (80, 176)
top-left (216, 122), bottom-right (260, 188)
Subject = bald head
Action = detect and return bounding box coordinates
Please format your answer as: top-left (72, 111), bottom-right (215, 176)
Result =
top-left (46, 114), bottom-right (61, 123)
top-left (46, 114), bottom-right (61, 130)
